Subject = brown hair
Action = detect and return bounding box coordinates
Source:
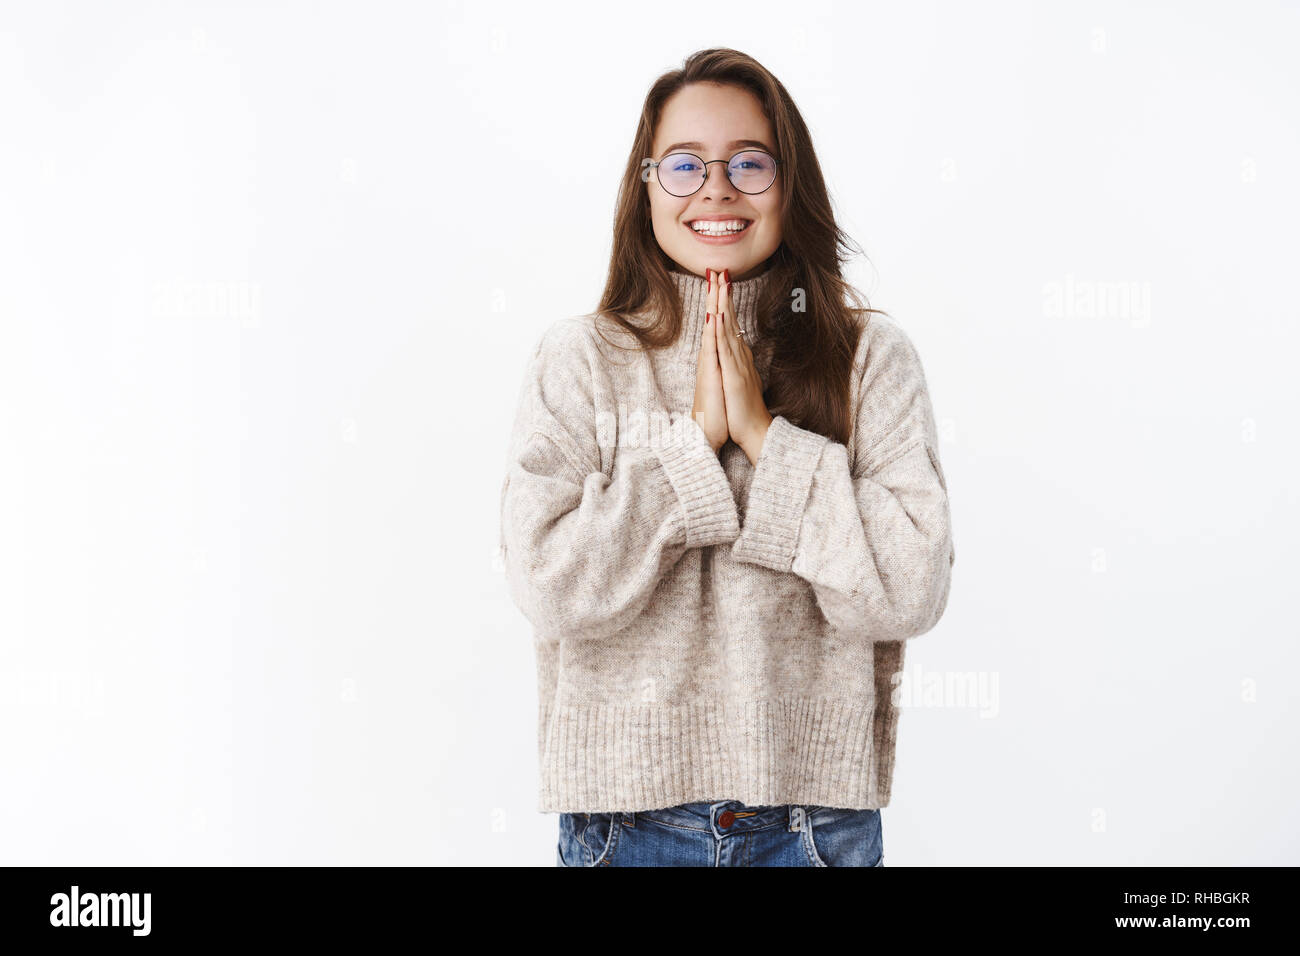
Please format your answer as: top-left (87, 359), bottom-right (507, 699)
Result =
top-left (594, 47), bottom-right (886, 445)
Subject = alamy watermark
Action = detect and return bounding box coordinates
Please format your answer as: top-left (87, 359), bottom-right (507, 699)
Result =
top-left (50, 886), bottom-right (150, 936)
top-left (152, 280), bottom-right (261, 327)
top-left (890, 663), bottom-right (1000, 718)
top-left (1043, 275), bottom-right (1151, 328)
top-left (596, 405), bottom-right (713, 451)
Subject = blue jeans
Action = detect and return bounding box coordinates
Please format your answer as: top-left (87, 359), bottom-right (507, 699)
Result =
top-left (556, 800), bottom-right (885, 867)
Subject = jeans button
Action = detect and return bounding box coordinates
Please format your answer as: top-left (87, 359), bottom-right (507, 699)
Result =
top-left (718, 810), bottom-right (735, 828)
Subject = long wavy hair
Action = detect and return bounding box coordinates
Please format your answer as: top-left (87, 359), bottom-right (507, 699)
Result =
top-left (594, 47), bottom-right (886, 445)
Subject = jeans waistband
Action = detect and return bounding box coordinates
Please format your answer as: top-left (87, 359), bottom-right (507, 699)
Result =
top-left (620, 800), bottom-right (821, 837)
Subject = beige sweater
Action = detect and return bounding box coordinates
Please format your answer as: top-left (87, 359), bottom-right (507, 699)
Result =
top-left (498, 267), bottom-right (955, 813)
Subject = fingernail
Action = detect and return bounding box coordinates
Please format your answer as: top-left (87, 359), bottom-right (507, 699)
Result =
top-left (722, 269), bottom-right (730, 284)
top-left (706, 312), bottom-right (711, 323)
top-left (708, 269), bottom-right (713, 290)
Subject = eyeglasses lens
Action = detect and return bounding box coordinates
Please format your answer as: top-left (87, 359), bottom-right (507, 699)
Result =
top-left (728, 150), bottom-right (777, 193)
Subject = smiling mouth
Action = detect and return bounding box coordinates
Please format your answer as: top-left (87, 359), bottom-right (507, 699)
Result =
top-left (685, 219), bottom-right (752, 236)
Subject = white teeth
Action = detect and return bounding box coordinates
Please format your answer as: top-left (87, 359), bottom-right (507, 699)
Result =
top-left (690, 220), bottom-right (750, 235)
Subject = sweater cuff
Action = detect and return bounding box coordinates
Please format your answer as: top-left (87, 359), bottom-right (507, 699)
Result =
top-left (732, 415), bottom-right (829, 571)
top-left (654, 415), bottom-right (741, 549)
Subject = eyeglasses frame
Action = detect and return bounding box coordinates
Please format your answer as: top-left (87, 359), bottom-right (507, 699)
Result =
top-left (641, 148), bottom-right (780, 197)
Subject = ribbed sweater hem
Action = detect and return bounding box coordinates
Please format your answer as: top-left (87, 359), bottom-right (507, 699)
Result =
top-left (537, 696), bottom-right (895, 813)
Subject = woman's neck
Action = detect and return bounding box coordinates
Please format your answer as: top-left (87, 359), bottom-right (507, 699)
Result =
top-left (667, 267), bottom-right (772, 365)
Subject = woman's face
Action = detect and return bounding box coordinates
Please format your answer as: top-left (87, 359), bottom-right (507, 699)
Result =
top-left (647, 82), bottom-right (783, 282)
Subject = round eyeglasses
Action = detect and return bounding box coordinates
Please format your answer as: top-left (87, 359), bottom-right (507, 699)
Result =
top-left (642, 149), bottom-right (779, 197)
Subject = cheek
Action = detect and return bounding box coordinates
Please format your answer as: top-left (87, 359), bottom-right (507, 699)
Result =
top-left (756, 216), bottom-right (782, 246)
top-left (751, 194), bottom-right (780, 234)
top-left (655, 207), bottom-right (692, 243)
top-left (648, 193), bottom-right (678, 228)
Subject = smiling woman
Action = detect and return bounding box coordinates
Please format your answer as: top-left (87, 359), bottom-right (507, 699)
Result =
top-left (498, 47), bottom-right (956, 868)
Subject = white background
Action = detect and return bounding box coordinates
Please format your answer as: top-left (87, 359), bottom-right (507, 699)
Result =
top-left (1, 0), bottom-right (1296, 866)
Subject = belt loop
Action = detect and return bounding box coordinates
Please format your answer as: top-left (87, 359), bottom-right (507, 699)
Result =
top-left (623, 810), bottom-right (636, 828)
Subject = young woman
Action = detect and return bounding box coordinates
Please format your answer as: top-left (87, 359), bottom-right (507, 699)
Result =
top-left (499, 48), bottom-right (956, 867)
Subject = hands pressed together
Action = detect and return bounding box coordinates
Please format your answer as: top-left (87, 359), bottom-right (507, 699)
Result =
top-left (690, 268), bottom-right (773, 466)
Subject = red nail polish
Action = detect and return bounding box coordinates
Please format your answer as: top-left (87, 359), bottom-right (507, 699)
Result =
top-left (722, 269), bottom-right (730, 283)
top-left (706, 312), bottom-right (711, 323)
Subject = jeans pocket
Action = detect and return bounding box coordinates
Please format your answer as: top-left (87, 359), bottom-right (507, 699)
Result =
top-left (801, 807), bottom-right (884, 868)
top-left (557, 811), bottom-right (624, 867)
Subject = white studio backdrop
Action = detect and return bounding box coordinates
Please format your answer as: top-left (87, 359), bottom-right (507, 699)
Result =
top-left (1, 0), bottom-right (1296, 865)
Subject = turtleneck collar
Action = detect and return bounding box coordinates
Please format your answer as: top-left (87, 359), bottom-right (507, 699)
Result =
top-left (668, 267), bottom-right (772, 364)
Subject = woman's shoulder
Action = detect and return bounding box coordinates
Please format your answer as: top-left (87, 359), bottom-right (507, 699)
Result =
top-left (525, 312), bottom-right (640, 383)
top-left (531, 313), bottom-right (593, 351)
top-left (854, 309), bottom-right (930, 386)
top-left (525, 314), bottom-right (596, 367)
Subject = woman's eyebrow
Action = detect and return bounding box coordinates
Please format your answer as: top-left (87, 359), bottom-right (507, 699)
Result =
top-left (659, 139), bottom-right (773, 157)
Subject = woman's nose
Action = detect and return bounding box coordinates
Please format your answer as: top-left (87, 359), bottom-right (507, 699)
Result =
top-left (700, 161), bottom-right (736, 197)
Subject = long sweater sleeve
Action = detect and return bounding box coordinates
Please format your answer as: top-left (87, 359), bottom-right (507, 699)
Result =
top-left (730, 316), bottom-right (956, 642)
top-left (499, 318), bottom-right (741, 642)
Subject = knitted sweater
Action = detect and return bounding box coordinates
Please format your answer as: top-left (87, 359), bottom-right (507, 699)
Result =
top-left (498, 267), bottom-right (955, 813)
